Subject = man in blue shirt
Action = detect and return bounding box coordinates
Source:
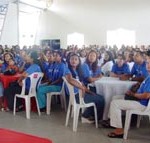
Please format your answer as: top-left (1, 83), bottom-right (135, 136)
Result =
top-left (108, 50), bottom-right (150, 138)
top-left (121, 51), bottom-right (148, 82)
top-left (110, 54), bottom-right (130, 78)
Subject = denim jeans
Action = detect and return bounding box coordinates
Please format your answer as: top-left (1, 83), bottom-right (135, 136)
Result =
top-left (75, 92), bottom-right (105, 120)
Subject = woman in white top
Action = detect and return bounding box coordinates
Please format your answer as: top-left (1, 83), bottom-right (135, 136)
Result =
top-left (101, 51), bottom-right (114, 76)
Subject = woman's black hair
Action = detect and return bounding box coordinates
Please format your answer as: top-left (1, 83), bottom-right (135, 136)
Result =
top-left (67, 52), bottom-right (83, 82)
top-left (117, 54), bottom-right (126, 60)
top-left (103, 51), bottom-right (115, 64)
top-left (85, 50), bottom-right (98, 73)
top-left (30, 51), bottom-right (39, 64)
top-left (55, 50), bottom-right (66, 64)
top-left (29, 51), bottom-right (44, 72)
top-left (146, 50), bottom-right (150, 57)
top-left (3, 52), bottom-right (14, 63)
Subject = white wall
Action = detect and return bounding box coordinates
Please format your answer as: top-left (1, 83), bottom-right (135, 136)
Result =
top-left (35, 0), bottom-right (150, 48)
top-left (35, 10), bottom-right (79, 48)
top-left (1, 0), bottom-right (150, 48)
top-left (0, 3), bottom-right (18, 46)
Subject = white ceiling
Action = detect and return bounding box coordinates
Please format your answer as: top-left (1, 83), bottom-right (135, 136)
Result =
top-left (1, 0), bottom-right (150, 35)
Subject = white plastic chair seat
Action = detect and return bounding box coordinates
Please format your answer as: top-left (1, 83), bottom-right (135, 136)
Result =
top-left (46, 83), bottom-right (66, 115)
top-left (13, 72), bottom-right (43, 119)
top-left (123, 99), bottom-right (150, 139)
top-left (63, 76), bottom-right (98, 132)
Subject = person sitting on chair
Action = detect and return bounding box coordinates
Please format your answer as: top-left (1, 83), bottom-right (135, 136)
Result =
top-left (120, 51), bottom-right (148, 82)
top-left (110, 54), bottom-right (130, 78)
top-left (65, 53), bottom-right (105, 123)
top-left (107, 50), bottom-right (150, 138)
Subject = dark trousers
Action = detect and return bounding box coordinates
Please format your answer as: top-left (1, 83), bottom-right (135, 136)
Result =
top-left (75, 93), bottom-right (105, 120)
top-left (4, 82), bottom-right (22, 110)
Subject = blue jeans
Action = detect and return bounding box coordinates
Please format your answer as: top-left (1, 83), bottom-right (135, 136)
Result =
top-left (75, 92), bottom-right (105, 120)
top-left (37, 84), bottom-right (61, 108)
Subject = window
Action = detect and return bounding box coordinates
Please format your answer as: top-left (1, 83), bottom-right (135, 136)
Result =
top-left (67, 32), bottom-right (84, 48)
top-left (19, 11), bottom-right (40, 47)
top-left (107, 28), bottom-right (135, 49)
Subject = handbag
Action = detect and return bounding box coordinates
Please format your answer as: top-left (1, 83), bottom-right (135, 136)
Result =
top-left (124, 82), bottom-right (140, 101)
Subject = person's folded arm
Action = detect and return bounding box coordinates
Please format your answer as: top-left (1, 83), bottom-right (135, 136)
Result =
top-left (132, 92), bottom-right (150, 99)
top-left (87, 74), bottom-right (103, 83)
top-left (110, 72), bottom-right (118, 77)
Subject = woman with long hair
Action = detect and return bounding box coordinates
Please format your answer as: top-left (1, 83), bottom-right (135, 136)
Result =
top-left (3, 51), bottom-right (42, 111)
top-left (101, 51), bottom-right (115, 76)
top-left (66, 53), bottom-right (104, 122)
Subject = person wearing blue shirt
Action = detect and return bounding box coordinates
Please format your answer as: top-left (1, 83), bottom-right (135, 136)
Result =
top-left (108, 50), bottom-right (150, 138)
top-left (129, 51), bottom-right (148, 82)
top-left (44, 53), bottom-right (55, 82)
top-left (82, 50), bottom-right (103, 86)
top-left (131, 51), bottom-right (148, 77)
top-left (110, 54), bottom-right (130, 78)
top-left (65, 53), bottom-right (105, 122)
top-left (0, 52), bottom-right (14, 109)
top-left (37, 51), bottom-right (67, 110)
top-left (3, 51), bottom-right (42, 111)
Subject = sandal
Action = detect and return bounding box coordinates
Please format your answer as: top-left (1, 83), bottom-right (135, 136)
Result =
top-left (108, 132), bottom-right (123, 138)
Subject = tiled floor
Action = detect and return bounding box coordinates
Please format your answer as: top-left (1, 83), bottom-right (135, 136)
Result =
top-left (0, 106), bottom-right (150, 143)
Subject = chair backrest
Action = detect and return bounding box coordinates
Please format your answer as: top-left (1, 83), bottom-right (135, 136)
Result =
top-left (21, 72), bottom-right (44, 96)
top-left (62, 76), bottom-right (84, 105)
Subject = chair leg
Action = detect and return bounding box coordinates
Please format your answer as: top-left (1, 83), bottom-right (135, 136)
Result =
top-left (65, 102), bottom-right (71, 126)
top-left (25, 97), bottom-right (30, 119)
top-left (46, 93), bottom-right (52, 115)
top-left (93, 105), bottom-right (98, 128)
top-left (13, 96), bottom-right (17, 116)
top-left (73, 105), bottom-right (80, 132)
top-left (136, 115), bottom-right (142, 128)
top-left (71, 106), bottom-right (74, 118)
top-left (60, 94), bottom-right (64, 109)
top-left (62, 92), bottom-right (67, 112)
top-left (74, 107), bottom-right (80, 132)
top-left (35, 96), bottom-right (41, 116)
top-left (124, 111), bottom-right (132, 139)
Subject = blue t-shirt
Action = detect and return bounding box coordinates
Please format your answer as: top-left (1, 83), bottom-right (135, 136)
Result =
top-left (25, 64), bottom-right (42, 90)
top-left (89, 66), bottom-right (102, 77)
top-left (81, 63), bottom-right (90, 85)
top-left (1, 63), bottom-right (8, 73)
top-left (52, 62), bottom-right (67, 86)
top-left (131, 61), bottom-right (148, 78)
top-left (81, 63), bottom-right (101, 85)
top-left (15, 54), bottom-right (24, 67)
top-left (45, 63), bottom-right (54, 81)
top-left (64, 67), bottom-right (79, 95)
top-left (137, 75), bottom-right (150, 106)
top-left (41, 61), bottom-right (49, 73)
top-left (111, 63), bottom-right (130, 75)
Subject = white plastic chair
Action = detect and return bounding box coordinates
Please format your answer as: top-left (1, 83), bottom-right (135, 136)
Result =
top-left (63, 76), bottom-right (98, 132)
top-left (123, 99), bottom-right (150, 139)
top-left (13, 72), bottom-right (44, 119)
top-left (46, 82), bottom-right (66, 115)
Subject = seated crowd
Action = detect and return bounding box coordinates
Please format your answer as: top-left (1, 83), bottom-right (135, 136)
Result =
top-left (0, 44), bottom-right (150, 138)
